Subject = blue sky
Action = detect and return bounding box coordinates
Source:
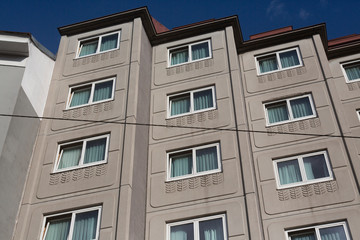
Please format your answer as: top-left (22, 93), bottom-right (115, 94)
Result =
top-left (1, 0), bottom-right (359, 55)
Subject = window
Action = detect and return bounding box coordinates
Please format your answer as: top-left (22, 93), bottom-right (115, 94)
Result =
top-left (77, 31), bottom-right (120, 58)
top-left (168, 86), bottom-right (216, 117)
top-left (256, 47), bottom-right (302, 74)
top-left (286, 222), bottom-right (351, 240)
top-left (169, 40), bottom-right (211, 66)
top-left (54, 134), bottom-right (109, 172)
top-left (41, 206), bottom-right (101, 240)
top-left (274, 151), bottom-right (333, 188)
top-left (167, 143), bottom-right (221, 181)
top-left (67, 78), bottom-right (115, 109)
top-left (264, 94), bottom-right (316, 125)
top-left (167, 215), bottom-right (227, 240)
top-left (342, 60), bottom-right (360, 83)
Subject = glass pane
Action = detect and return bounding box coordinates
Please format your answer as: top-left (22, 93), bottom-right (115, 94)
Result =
top-left (79, 40), bottom-right (98, 57)
top-left (279, 49), bottom-right (300, 68)
top-left (44, 216), bottom-right (71, 240)
top-left (266, 102), bottom-right (289, 124)
top-left (199, 218), bottom-right (224, 240)
top-left (100, 33), bottom-right (118, 52)
top-left (319, 225), bottom-right (347, 240)
top-left (289, 232), bottom-right (316, 240)
top-left (290, 97), bottom-right (313, 119)
top-left (171, 47), bottom-right (189, 65)
top-left (277, 159), bottom-right (302, 185)
top-left (170, 223), bottom-right (194, 240)
top-left (72, 210), bottom-right (99, 240)
top-left (171, 152), bottom-right (192, 178)
top-left (58, 144), bottom-right (82, 169)
top-left (93, 80), bottom-right (113, 102)
top-left (303, 154), bottom-right (330, 180)
top-left (84, 138), bottom-right (107, 164)
top-left (170, 94), bottom-right (191, 116)
top-left (191, 42), bottom-right (210, 61)
top-left (70, 87), bottom-right (91, 107)
top-left (345, 64), bottom-right (360, 81)
top-left (259, 55), bottom-right (278, 73)
top-left (194, 89), bottom-right (214, 111)
top-left (196, 146), bottom-right (218, 173)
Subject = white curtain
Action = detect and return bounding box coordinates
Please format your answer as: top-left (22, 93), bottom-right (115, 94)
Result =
top-left (58, 145), bottom-right (82, 169)
top-left (100, 33), bottom-right (118, 52)
top-left (44, 217), bottom-right (71, 240)
top-left (267, 103), bottom-right (289, 123)
top-left (279, 50), bottom-right (300, 68)
top-left (72, 210), bottom-right (98, 240)
top-left (84, 138), bottom-right (106, 164)
top-left (259, 56), bottom-right (278, 73)
top-left (171, 95), bottom-right (190, 116)
top-left (194, 89), bottom-right (213, 111)
top-left (277, 159), bottom-right (302, 185)
top-left (170, 223), bottom-right (194, 240)
top-left (93, 81), bottom-right (113, 102)
top-left (171, 153), bottom-right (192, 178)
top-left (199, 218), bottom-right (224, 240)
top-left (196, 147), bottom-right (218, 173)
top-left (290, 97), bottom-right (313, 119)
top-left (191, 42), bottom-right (209, 61)
top-left (319, 225), bottom-right (347, 240)
top-left (79, 41), bottom-right (98, 57)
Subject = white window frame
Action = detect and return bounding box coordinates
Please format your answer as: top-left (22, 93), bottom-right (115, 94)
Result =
top-left (168, 39), bottom-right (212, 67)
top-left (167, 143), bottom-right (221, 181)
top-left (167, 86), bottom-right (216, 118)
top-left (255, 47), bottom-right (303, 75)
top-left (264, 94), bottom-right (316, 126)
top-left (40, 206), bottom-right (102, 240)
top-left (54, 134), bottom-right (110, 173)
top-left (167, 214), bottom-right (227, 240)
top-left (66, 77), bottom-right (115, 109)
top-left (286, 221), bottom-right (351, 240)
top-left (341, 59), bottom-right (360, 83)
top-left (76, 30), bottom-right (121, 58)
top-left (357, 109), bottom-right (360, 121)
top-left (273, 150), bottom-right (333, 189)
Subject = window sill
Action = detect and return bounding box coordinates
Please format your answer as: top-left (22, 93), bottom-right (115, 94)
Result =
top-left (257, 64), bottom-right (303, 76)
top-left (167, 56), bottom-right (212, 68)
top-left (52, 160), bottom-right (107, 174)
top-left (74, 48), bottom-right (120, 60)
top-left (265, 115), bottom-right (316, 127)
top-left (65, 99), bottom-right (114, 111)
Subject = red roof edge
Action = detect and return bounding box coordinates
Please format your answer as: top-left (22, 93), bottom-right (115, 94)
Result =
top-left (172, 19), bottom-right (216, 30)
top-left (328, 34), bottom-right (360, 47)
top-left (151, 16), bottom-right (169, 33)
top-left (250, 26), bottom-right (293, 40)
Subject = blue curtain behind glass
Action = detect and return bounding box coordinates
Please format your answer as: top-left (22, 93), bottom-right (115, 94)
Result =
top-left (70, 87), bottom-right (91, 107)
top-left (171, 48), bottom-right (188, 65)
top-left (171, 95), bottom-right (190, 116)
top-left (171, 153), bottom-right (192, 177)
top-left (199, 218), bottom-right (224, 240)
top-left (192, 42), bottom-right (209, 61)
top-left (259, 56), bottom-right (278, 73)
top-left (45, 218), bottom-right (71, 240)
top-left (319, 225), bottom-right (346, 240)
top-left (196, 147), bottom-right (218, 173)
top-left (277, 160), bottom-right (302, 185)
top-left (72, 210), bottom-right (98, 240)
top-left (84, 138), bottom-right (106, 164)
top-left (93, 81), bottom-right (113, 102)
top-left (170, 223), bottom-right (194, 240)
top-left (100, 33), bottom-right (118, 52)
top-left (267, 103), bottom-right (289, 123)
top-left (194, 89), bottom-right (213, 111)
top-left (279, 50), bottom-right (300, 68)
top-left (79, 41), bottom-right (98, 57)
top-left (290, 233), bottom-right (316, 240)
top-left (303, 154), bottom-right (329, 180)
top-left (290, 97), bottom-right (313, 119)
top-left (345, 65), bottom-right (360, 81)
top-left (58, 145), bottom-right (82, 169)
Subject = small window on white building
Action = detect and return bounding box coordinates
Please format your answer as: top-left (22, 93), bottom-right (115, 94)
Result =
top-left (168, 40), bottom-right (211, 66)
top-left (341, 60), bottom-right (360, 83)
top-left (77, 31), bottom-right (120, 58)
top-left (286, 222), bottom-right (351, 240)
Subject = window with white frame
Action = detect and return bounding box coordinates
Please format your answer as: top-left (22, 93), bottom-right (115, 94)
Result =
top-left (168, 40), bottom-right (211, 66)
top-left (256, 47), bottom-right (302, 74)
top-left (274, 151), bottom-right (333, 188)
top-left (168, 143), bottom-right (221, 180)
top-left (167, 215), bottom-right (227, 240)
top-left (286, 222), bottom-right (351, 240)
top-left (168, 86), bottom-right (216, 117)
top-left (77, 31), bottom-right (120, 58)
top-left (54, 134), bottom-right (109, 172)
top-left (67, 78), bottom-right (115, 109)
top-left (264, 94), bottom-right (316, 125)
top-left (40, 206), bottom-right (101, 240)
top-left (341, 60), bottom-right (360, 83)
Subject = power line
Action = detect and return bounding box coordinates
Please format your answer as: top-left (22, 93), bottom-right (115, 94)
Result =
top-left (0, 113), bottom-right (359, 139)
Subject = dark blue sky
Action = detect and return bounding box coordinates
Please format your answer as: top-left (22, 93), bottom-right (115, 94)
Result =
top-left (1, 0), bottom-right (359, 55)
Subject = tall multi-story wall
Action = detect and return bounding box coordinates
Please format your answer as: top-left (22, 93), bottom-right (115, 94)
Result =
top-left (0, 31), bottom-right (55, 240)
top-left (11, 7), bottom-right (360, 240)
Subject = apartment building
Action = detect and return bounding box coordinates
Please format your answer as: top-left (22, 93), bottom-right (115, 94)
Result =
top-left (11, 7), bottom-right (360, 240)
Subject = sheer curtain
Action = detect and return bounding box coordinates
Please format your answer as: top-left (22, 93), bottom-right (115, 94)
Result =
top-left (199, 218), bottom-right (224, 240)
top-left (194, 89), bottom-right (213, 111)
top-left (100, 33), bottom-right (118, 52)
top-left (319, 225), bottom-right (347, 240)
top-left (277, 160), bottom-right (302, 185)
top-left (192, 42), bottom-right (209, 61)
top-left (267, 103), bottom-right (289, 123)
top-left (303, 155), bottom-right (329, 180)
top-left (58, 145), bottom-right (82, 169)
top-left (72, 210), bottom-right (98, 240)
top-left (79, 41), bottom-right (98, 57)
top-left (70, 88), bottom-right (91, 107)
top-left (345, 65), bottom-right (360, 81)
top-left (170, 224), bottom-right (193, 240)
top-left (259, 56), bottom-right (278, 73)
top-left (171, 48), bottom-right (188, 65)
top-left (45, 218), bottom-right (71, 240)
top-left (279, 50), bottom-right (300, 68)
top-left (290, 97), bottom-right (313, 119)
top-left (84, 138), bottom-right (106, 164)
top-left (290, 233), bottom-right (316, 240)
top-left (171, 153), bottom-right (192, 177)
top-left (93, 81), bottom-right (113, 102)
top-left (171, 95), bottom-right (190, 116)
top-left (196, 147), bottom-right (218, 172)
